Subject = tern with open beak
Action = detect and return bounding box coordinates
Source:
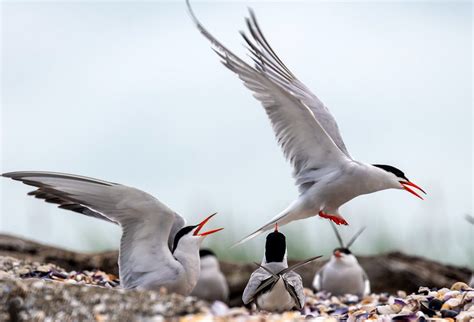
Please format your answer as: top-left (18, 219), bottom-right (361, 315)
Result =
top-left (242, 224), bottom-right (321, 312)
top-left (2, 171), bottom-right (223, 295)
top-left (313, 223), bottom-right (370, 297)
top-left (186, 1), bottom-right (426, 246)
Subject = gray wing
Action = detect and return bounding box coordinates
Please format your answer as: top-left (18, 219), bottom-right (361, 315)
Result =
top-left (283, 271), bottom-right (305, 309)
top-left (187, 1), bottom-right (350, 194)
top-left (242, 268), bottom-right (276, 304)
top-left (2, 171), bottom-right (184, 288)
top-left (240, 9), bottom-right (351, 160)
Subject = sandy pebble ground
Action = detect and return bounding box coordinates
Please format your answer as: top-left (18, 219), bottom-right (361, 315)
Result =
top-left (0, 256), bottom-right (473, 321)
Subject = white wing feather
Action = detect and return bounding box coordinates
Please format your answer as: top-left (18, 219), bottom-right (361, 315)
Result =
top-left (187, 1), bottom-right (350, 192)
top-left (2, 171), bottom-right (184, 289)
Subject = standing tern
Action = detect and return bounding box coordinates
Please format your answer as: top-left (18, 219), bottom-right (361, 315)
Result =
top-left (466, 215), bottom-right (474, 288)
top-left (2, 171), bottom-right (223, 295)
top-left (190, 248), bottom-right (229, 302)
top-left (242, 224), bottom-right (321, 311)
top-left (186, 1), bottom-right (426, 245)
top-left (312, 224), bottom-right (370, 297)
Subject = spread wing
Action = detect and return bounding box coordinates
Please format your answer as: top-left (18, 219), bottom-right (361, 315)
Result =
top-left (283, 271), bottom-right (305, 309)
top-left (2, 171), bottom-right (185, 288)
top-left (242, 268), bottom-right (278, 304)
top-left (187, 1), bottom-right (351, 194)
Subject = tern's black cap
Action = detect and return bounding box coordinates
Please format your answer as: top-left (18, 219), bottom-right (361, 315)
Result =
top-left (265, 231), bottom-right (286, 263)
top-left (334, 247), bottom-right (352, 255)
top-left (199, 248), bottom-right (216, 258)
top-left (373, 164), bottom-right (408, 180)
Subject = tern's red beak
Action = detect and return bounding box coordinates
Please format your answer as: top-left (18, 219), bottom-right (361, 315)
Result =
top-left (193, 213), bottom-right (224, 237)
top-left (274, 223), bottom-right (278, 232)
top-left (334, 250), bottom-right (342, 258)
top-left (400, 181), bottom-right (426, 200)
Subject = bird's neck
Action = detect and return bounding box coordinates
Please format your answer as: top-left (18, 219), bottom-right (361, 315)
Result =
top-left (173, 247), bottom-right (201, 291)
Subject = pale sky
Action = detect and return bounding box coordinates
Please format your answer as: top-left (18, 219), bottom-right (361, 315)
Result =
top-left (1, 1), bottom-right (472, 266)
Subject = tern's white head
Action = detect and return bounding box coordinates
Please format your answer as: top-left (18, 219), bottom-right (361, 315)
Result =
top-left (372, 164), bottom-right (426, 199)
top-left (172, 213), bottom-right (224, 254)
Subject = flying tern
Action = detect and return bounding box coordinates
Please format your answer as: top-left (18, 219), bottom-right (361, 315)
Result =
top-left (242, 224), bottom-right (321, 311)
top-left (186, 1), bottom-right (426, 245)
top-left (2, 171), bottom-right (223, 295)
top-left (312, 223), bottom-right (370, 297)
top-left (190, 248), bottom-right (229, 302)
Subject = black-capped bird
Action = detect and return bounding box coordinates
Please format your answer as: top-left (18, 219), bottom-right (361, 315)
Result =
top-left (242, 224), bottom-right (321, 311)
top-left (191, 249), bottom-right (229, 302)
top-left (313, 224), bottom-right (370, 297)
top-left (186, 1), bottom-right (426, 246)
top-left (2, 171), bottom-right (223, 295)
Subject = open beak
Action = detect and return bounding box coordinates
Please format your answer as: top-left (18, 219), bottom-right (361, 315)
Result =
top-left (334, 250), bottom-right (342, 259)
top-left (194, 213), bottom-right (224, 237)
top-left (400, 181), bottom-right (426, 200)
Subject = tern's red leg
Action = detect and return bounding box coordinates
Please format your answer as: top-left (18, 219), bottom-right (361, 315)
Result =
top-left (318, 211), bottom-right (348, 225)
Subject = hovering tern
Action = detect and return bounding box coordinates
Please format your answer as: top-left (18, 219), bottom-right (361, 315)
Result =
top-left (187, 1), bottom-right (426, 245)
top-left (242, 224), bottom-right (321, 311)
top-left (190, 248), bottom-right (229, 302)
top-left (312, 223), bottom-right (370, 297)
top-left (2, 171), bottom-right (223, 295)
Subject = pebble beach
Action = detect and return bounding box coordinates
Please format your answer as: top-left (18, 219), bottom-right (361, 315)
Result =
top-left (1, 256), bottom-right (473, 321)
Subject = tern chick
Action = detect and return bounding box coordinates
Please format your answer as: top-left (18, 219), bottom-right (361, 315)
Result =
top-left (2, 171), bottom-right (223, 295)
top-left (313, 224), bottom-right (370, 297)
top-left (190, 249), bottom-right (229, 302)
top-left (187, 0), bottom-right (426, 245)
top-left (242, 225), bottom-right (321, 312)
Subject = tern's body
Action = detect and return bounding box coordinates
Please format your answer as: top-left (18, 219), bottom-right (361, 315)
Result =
top-left (242, 229), bottom-right (308, 312)
top-left (191, 249), bottom-right (229, 302)
top-left (187, 1), bottom-right (426, 244)
top-left (313, 225), bottom-right (370, 297)
top-left (313, 255), bottom-right (370, 297)
top-left (2, 171), bottom-right (222, 295)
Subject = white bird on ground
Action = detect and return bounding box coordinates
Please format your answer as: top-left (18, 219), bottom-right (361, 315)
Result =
top-left (313, 224), bottom-right (370, 297)
top-left (242, 224), bottom-right (321, 312)
top-left (2, 171), bottom-right (223, 295)
top-left (186, 1), bottom-right (426, 245)
top-left (190, 248), bottom-right (229, 302)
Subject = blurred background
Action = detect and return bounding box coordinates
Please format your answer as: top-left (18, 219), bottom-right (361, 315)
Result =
top-left (1, 1), bottom-right (472, 267)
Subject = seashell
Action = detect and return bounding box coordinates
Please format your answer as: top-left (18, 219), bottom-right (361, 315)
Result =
top-left (440, 309), bottom-right (458, 318)
top-left (443, 290), bottom-right (460, 301)
top-left (428, 298), bottom-right (443, 311)
top-left (376, 304), bottom-right (396, 314)
top-left (420, 301), bottom-right (437, 317)
top-left (441, 297), bottom-right (461, 310)
top-left (417, 287), bottom-right (430, 295)
top-left (334, 307), bottom-right (348, 315)
top-left (36, 265), bottom-right (50, 273)
top-left (451, 282), bottom-right (469, 291)
top-left (397, 291), bottom-right (407, 298)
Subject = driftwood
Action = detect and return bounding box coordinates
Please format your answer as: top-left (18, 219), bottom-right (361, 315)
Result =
top-left (0, 234), bottom-right (471, 306)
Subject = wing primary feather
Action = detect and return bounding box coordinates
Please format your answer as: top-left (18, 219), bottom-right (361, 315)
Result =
top-left (346, 226), bottom-right (367, 249)
top-left (279, 255), bottom-right (322, 275)
top-left (252, 262), bottom-right (279, 279)
top-left (330, 222), bottom-right (345, 248)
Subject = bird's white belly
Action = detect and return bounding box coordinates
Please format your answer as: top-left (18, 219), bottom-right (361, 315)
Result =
top-left (321, 266), bottom-right (365, 296)
top-left (256, 278), bottom-right (296, 312)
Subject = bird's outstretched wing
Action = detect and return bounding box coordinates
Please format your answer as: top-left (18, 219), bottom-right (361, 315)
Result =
top-left (2, 171), bottom-right (185, 288)
top-left (283, 271), bottom-right (305, 309)
top-left (242, 268), bottom-right (278, 304)
top-left (187, 1), bottom-right (351, 193)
